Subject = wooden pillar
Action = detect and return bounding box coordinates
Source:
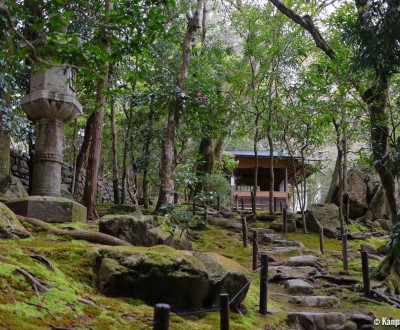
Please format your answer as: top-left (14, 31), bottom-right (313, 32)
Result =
top-left (284, 166), bottom-right (288, 209)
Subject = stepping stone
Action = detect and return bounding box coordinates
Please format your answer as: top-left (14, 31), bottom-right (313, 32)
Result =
top-left (269, 266), bottom-right (319, 282)
top-left (265, 246), bottom-right (299, 252)
top-left (251, 228), bottom-right (275, 235)
top-left (286, 255), bottom-right (322, 269)
top-left (360, 244), bottom-right (378, 255)
top-left (288, 296), bottom-right (339, 308)
top-left (285, 279), bottom-right (314, 294)
top-left (287, 312), bottom-right (373, 330)
top-left (274, 239), bottom-right (305, 248)
top-left (263, 233), bottom-right (283, 243)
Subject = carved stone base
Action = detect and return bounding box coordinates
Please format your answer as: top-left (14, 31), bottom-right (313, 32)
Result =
top-left (5, 196), bottom-right (87, 223)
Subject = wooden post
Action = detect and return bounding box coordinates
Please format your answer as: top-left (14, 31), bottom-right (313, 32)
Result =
top-left (283, 207), bottom-right (288, 234)
top-left (279, 200), bottom-right (283, 213)
top-left (252, 230), bottom-right (259, 270)
top-left (259, 254), bottom-right (268, 315)
top-left (241, 198), bottom-right (244, 211)
top-left (217, 194), bottom-right (220, 211)
top-left (242, 217), bottom-right (248, 248)
top-left (203, 201), bottom-right (208, 224)
top-left (251, 191), bottom-right (255, 215)
top-left (220, 293), bottom-right (229, 330)
top-left (153, 303), bottom-right (170, 330)
top-left (361, 251), bottom-right (371, 298)
top-left (235, 195), bottom-right (239, 211)
top-left (319, 228), bottom-right (324, 255)
top-left (342, 234), bottom-right (348, 271)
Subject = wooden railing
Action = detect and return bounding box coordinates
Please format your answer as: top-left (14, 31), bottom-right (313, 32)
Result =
top-left (233, 191), bottom-right (287, 211)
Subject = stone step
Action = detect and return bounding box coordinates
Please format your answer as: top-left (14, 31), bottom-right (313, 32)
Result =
top-left (287, 312), bottom-right (373, 330)
top-left (288, 295), bottom-right (339, 308)
top-left (269, 266), bottom-right (319, 282)
top-left (285, 255), bottom-right (323, 270)
top-left (285, 279), bottom-right (315, 294)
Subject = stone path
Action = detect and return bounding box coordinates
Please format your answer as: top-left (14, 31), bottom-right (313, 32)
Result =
top-left (258, 228), bottom-right (375, 330)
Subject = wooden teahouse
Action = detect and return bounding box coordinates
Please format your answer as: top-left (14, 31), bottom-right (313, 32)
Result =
top-left (227, 150), bottom-right (316, 211)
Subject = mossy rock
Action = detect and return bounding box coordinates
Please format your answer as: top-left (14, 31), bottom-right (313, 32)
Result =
top-left (0, 202), bottom-right (31, 239)
top-left (99, 214), bottom-right (192, 250)
top-left (90, 246), bottom-right (250, 309)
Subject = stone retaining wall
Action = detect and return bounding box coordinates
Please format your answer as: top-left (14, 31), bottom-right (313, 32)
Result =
top-left (10, 149), bottom-right (133, 204)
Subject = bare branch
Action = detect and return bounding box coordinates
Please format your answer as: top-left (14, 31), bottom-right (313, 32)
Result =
top-left (269, 0), bottom-right (336, 59)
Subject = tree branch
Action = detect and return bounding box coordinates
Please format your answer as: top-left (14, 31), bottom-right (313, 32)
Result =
top-left (269, 0), bottom-right (336, 59)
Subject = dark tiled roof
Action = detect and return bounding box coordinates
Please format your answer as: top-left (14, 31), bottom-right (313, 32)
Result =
top-left (226, 150), bottom-right (290, 158)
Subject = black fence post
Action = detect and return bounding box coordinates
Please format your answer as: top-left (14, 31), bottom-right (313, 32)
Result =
top-left (319, 227), bottom-right (324, 255)
top-left (217, 194), bottom-right (220, 211)
top-left (242, 217), bottom-right (248, 248)
top-left (259, 254), bottom-right (268, 315)
top-left (251, 191), bottom-right (255, 215)
top-left (361, 251), bottom-right (371, 298)
top-left (153, 303), bottom-right (170, 330)
top-left (192, 201), bottom-right (195, 216)
top-left (342, 234), bottom-right (349, 271)
top-left (241, 198), bottom-right (244, 211)
top-left (220, 293), bottom-right (230, 330)
top-left (283, 207), bottom-right (288, 234)
top-left (252, 230), bottom-right (259, 270)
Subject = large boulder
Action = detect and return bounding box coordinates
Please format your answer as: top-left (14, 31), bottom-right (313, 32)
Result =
top-left (0, 202), bottom-right (31, 239)
top-left (90, 246), bottom-right (250, 308)
top-left (332, 168), bottom-right (390, 225)
top-left (0, 175), bottom-right (29, 199)
top-left (305, 203), bottom-right (340, 238)
top-left (346, 168), bottom-right (370, 218)
top-left (99, 214), bottom-right (192, 250)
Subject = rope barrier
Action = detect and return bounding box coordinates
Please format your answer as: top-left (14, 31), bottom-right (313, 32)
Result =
top-left (229, 266), bottom-right (262, 305)
top-left (138, 321), bottom-right (158, 330)
top-left (173, 306), bottom-right (221, 317)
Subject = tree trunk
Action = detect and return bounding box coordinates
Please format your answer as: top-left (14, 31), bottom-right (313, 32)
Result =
top-left (198, 137), bottom-right (214, 175)
top-left (0, 112), bottom-right (10, 175)
top-left (69, 119), bottom-right (78, 194)
top-left (253, 113), bottom-right (261, 218)
top-left (82, 0), bottom-right (112, 220)
top-left (267, 125), bottom-right (274, 215)
top-left (325, 153), bottom-right (340, 203)
top-left (213, 136), bottom-right (225, 169)
top-left (142, 100), bottom-right (154, 210)
top-left (121, 100), bottom-right (133, 204)
top-left (156, 0), bottom-right (203, 211)
top-left (156, 112), bottom-right (176, 208)
top-left (362, 77), bottom-right (400, 223)
top-left (73, 113), bottom-right (94, 198)
top-left (110, 96), bottom-right (119, 204)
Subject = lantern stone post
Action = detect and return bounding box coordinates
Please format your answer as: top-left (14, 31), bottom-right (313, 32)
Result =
top-left (6, 66), bottom-right (87, 222)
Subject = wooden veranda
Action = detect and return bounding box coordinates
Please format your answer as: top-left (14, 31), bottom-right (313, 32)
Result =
top-left (228, 150), bottom-right (315, 211)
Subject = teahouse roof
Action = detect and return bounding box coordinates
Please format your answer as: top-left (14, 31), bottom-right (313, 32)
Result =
top-left (226, 150), bottom-right (317, 185)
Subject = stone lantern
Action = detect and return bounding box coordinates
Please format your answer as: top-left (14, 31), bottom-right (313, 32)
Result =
top-left (6, 66), bottom-right (87, 222)
top-left (21, 66), bottom-right (81, 196)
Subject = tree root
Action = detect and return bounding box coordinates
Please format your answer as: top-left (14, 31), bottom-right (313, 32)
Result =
top-left (30, 255), bottom-right (56, 271)
top-left (25, 302), bottom-right (56, 319)
top-left (371, 289), bottom-right (400, 308)
top-left (18, 215), bottom-right (132, 246)
top-left (14, 268), bottom-right (49, 293)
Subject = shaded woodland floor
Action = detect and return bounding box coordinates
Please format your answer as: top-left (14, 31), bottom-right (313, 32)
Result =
top-left (0, 206), bottom-right (399, 329)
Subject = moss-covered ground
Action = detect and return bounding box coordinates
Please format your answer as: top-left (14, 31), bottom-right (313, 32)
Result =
top-left (1, 210), bottom-right (400, 329)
